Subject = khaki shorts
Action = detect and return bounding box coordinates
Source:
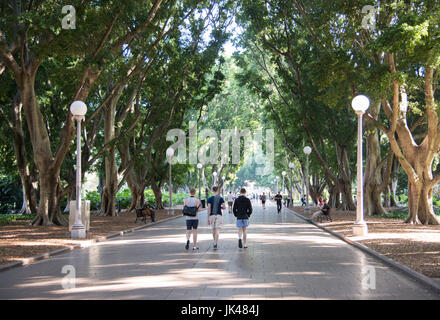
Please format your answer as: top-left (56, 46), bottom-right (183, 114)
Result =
top-left (209, 214), bottom-right (223, 229)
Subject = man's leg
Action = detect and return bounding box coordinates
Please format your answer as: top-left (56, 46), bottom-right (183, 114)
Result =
top-left (185, 221), bottom-right (191, 249)
top-left (238, 227), bottom-right (243, 248)
top-left (311, 211), bottom-right (321, 221)
top-left (242, 227), bottom-right (247, 247)
top-left (193, 229), bottom-right (198, 248)
top-left (214, 228), bottom-right (219, 244)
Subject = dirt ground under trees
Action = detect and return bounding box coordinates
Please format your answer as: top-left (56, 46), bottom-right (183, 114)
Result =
top-left (0, 209), bottom-right (181, 266)
top-left (292, 206), bottom-right (440, 280)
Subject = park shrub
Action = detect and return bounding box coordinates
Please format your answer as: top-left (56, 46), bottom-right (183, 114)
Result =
top-left (85, 191), bottom-right (102, 210)
top-left (144, 190), bottom-right (156, 206)
top-left (162, 191), bottom-right (187, 206)
top-left (0, 214), bottom-right (36, 225)
top-left (398, 194), bottom-right (408, 205)
top-left (0, 177), bottom-right (22, 214)
top-left (116, 189), bottom-right (132, 209)
top-left (81, 188), bottom-right (194, 211)
top-left (380, 210), bottom-right (408, 220)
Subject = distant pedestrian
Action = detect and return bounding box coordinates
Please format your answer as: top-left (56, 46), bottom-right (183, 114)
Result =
top-left (318, 195), bottom-right (323, 206)
top-left (233, 188), bottom-right (252, 248)
top-left (260, 192), bottom-right (267, 209)
top-left (183, 188), bottom-right (201, 250)
top-left (207, 186), bottom-right (226, 250)
top-left (274, 191), bottom-right (283, 213)
top-left (227, 191), bottom-right (234, 214)
top-left (301, 195), bottom-right (306, 206)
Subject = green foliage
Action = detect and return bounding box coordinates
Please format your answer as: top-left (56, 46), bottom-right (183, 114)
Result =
top-left (398, 193), bottom-right (408, 205)
top-left (85, 191), bottom-right (101, 211)
top-left (162, 191), bottom-right (188, 207)
top-left (379, 210), bottom-right (408, 220)
top-left (0, 176), bottom-right (22, 214)
top-left (0, 214), bottom-right (36, 226)
top-left (116, 189), bottom-right (132, 209)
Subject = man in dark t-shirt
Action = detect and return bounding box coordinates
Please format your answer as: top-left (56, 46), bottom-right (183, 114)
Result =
top-left (274, 192), bottom-right (283, 213)
top-left (312, 199), bottom-right (330, 221)
top-left (207, 186), bottom-right (225, 250)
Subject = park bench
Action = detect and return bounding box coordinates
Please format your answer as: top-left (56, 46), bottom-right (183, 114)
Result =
top-left (317, 207), bottom-right (332, 223)
top-left (135, 204), bottom-right (156, 224)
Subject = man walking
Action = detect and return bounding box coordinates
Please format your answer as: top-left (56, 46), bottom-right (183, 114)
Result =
top-left (260, 192), bottom-right (267, 209)
top-left (227, 191), bottom-right (234, 214)
top-left (274, 191), bottom-right (283, 213)
top-left (207, 186), bottom-right (225, 250)
top-left (233, 188), bottom-right (252, 249)
top-left (183, 188), bottom-right (201, 250)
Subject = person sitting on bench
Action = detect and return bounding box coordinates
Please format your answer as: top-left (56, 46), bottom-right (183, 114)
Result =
top-left (312, 199), bottom-right (330, 221)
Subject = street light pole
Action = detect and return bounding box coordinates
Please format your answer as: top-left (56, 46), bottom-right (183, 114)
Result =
top-left (166, 147), bottom-right (174, 211)
top-left (289, 162), bottom-right (294, 207)
top-left (282, 171), bottom-right (286, 195)
top-left (70, 101), bottom-right (87, 239)
top-left (352, 95), bottom-right (370, 236)
top-left (303, 146), bottom-right (312, 214)
top-left (213, 171), bottom-right (217, 187)
top-left (197, 163), bottom-right (202, 200)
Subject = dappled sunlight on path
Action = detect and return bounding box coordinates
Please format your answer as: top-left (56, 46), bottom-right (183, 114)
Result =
top-left (0, 202), bottom-right (438, 299)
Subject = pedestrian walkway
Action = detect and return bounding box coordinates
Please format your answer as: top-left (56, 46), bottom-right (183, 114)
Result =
top-left (0, 201), bottom-right (438, 299)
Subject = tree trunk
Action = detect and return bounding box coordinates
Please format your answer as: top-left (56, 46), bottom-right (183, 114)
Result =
top-left (338, 178), bottom-right (355, 211)
top-left (327, 182), bottom-right (339, 208)
top-left (151, 182), bottom-right (164, 209)
top-left (365, 183), bottom-right (385, 215)
top-left (32, 172), bottom-right (66, 226)
top-left (363, 110), bottom-right (388, 216)
top-left (389, 157), bottom-right (399, 207)
top-left (128, 183), bottom-right (145, 211)
top-left (100, 91), bottom-right (119, 217)
top-left (418, 185), bottom-right (440, 225)
top-left (11, 92), bottom-right (38, 214)
top-left (18, 72), bottom-right (67, 226)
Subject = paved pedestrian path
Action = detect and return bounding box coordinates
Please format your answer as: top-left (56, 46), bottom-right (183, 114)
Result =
top-left (0, 201), bottom-right (439, 299)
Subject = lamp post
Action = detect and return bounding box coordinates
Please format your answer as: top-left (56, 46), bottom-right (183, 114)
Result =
top-left (303, 146), bottom-right (312, 214)
top-left (70, 101), bottom-right (87, 239)
top-left (276, 176), bottom-right (279, 194)
top-left (289, 162), bottom-right (294, 207)
top-left (282, 171), bottom-right (286, 195)
top-left (213, 171), bottom-right (217, 187)
top-left (352, 95), bottom-right (370, 236)
top-left (166, 147), bottom-right (174, 211)
top-left (221, 176), bottom-right (225, 197)
top-left (197, 163), bottom-right (203, 200)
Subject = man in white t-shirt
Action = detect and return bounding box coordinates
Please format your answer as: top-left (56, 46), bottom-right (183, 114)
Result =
top-left (227, 191), bottom-right (234, 213)
top-left (183, 188), bottom-right (201, 250)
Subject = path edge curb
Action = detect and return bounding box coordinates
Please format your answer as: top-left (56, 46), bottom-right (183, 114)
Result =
top-left (0, 213), bottom-right (184, 273)
top-left (285, 207), bottom-right (440, 295)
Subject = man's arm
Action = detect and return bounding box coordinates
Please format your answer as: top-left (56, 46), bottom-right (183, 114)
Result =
top-left (247, 198), bottom-right (253, 216)
top-left (220, 198), bottom-right (226, 210)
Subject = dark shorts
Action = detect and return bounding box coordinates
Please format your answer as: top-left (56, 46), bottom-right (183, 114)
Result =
top-left (186, 219), bottom-right (199, 230)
